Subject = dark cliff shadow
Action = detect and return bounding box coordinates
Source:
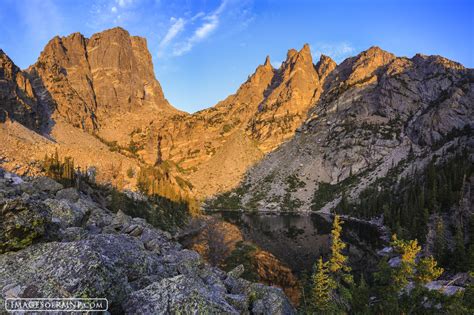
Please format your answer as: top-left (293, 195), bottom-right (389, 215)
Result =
top-left (25, 68), bottom-right (57, 141)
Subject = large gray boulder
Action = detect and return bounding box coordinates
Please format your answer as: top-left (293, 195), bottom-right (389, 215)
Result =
top-left (123, 275), bottom-right (239, 314)
top-left (31, 177), bottom-right (63, 193)
top-left (0, 234), bottom-right (164, 313)
top-left (0, 197), bottom-right (49, 253)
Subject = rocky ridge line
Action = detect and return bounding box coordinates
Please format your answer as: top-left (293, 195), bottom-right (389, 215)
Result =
top-left (222, 46), bottom-right (473, 213)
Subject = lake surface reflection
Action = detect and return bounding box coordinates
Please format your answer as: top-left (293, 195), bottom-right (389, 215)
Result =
top-left (208, 211), bottom-right (384, 274)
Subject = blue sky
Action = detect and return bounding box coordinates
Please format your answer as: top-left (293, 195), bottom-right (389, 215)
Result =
top-left (0, 0), bottom-right (473, 113)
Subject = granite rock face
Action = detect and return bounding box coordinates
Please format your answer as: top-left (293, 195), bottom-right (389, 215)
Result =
top-left (247, 44), bottom-right (322, 152)
top-left (0, 197), bottom-right (49, 253)
top-left (28, 27), bottom-right (175, 130)
top-left (0, 170), bottom-right (295, 314)
top-left (232, 47), bottom-right (473, 212)
top-left (142, 44), bottom-right (334, 196)
top-left (0, 50), bottom-right (44, 130)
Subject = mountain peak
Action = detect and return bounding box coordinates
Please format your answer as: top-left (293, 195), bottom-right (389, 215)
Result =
top-left (264, 55), bottom-right (272, 68)
top-left (412, 53), bottom-right (466, 71)
top-left (318, 54), bottom-right (334, 64)
top-left (283, 44), bottom-right (313, 66)
top-left (95, 26), bottom-right (130, 37)
top-left (0, 49), bottom-right (11, 62)
top-left (329, 45), bottom-right (396, 87)
top-left (315, 54), bottom-right (336, 81)
top-left (357, 46), bottom-right (395, 63)
top-left (366, 45), bottom-right (383, 53)
top-left (240, 54), bottom-right (274, 90)
top-left (286, 49), bottom-right (298, 60)
top-left (300, 43), bottom-right (311, 55)
top-left (30, 27), bottom-right (176, 131)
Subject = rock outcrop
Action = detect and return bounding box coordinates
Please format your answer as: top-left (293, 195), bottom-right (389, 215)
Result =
top-left (0, 170), bottom-right (295, 314)
top-left (28, 27), bottom-right (176, 131)
top-left (246, 44), bottom-right (321, 151)
top-left (0, 50), bottom-right (44, 131)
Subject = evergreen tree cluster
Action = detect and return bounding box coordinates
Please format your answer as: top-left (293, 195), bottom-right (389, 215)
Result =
top-left (368, 235), bottom-right (465, 314)
top-left (107, 164), bottom-right (201, 231)
top-left (338, 151), bottom-right (473, 272)
top-left (107, 185), bottom-right (188, 232)
top-left (136, 165), bottom-right (201, 217)
top-left (43, 150), bottom-right (80, 187)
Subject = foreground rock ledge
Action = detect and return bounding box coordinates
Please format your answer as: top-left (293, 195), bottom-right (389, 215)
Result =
top-left (0, 170), bottom-right (295, 314)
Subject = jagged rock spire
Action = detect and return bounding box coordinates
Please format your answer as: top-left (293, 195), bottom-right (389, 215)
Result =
top-left (264, 55), bottom-right (272, 68)
top-left (300, 43), bottom-right (311, 55)
top-left (315, 54), bottom-right (337, 81)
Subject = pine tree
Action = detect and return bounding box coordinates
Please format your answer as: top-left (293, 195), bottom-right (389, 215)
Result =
top-left (308, 216), bottom-right (353, 313)
top-left (338, 193), bottom-right (349, 214)
top-left (452, 228), bottom-right (467, 271)
top-left (390, 234), bottom-right (420, 289)
top-left (328, 215), bottom-right (353, 285)
top-left (322, 215), bottom-right (354, 311)
top-left (467, 245), bottom-right (474, 272)
top-left (433, 217), bottom-right (447, 265)
top-left (415, 256), bottom-right (444, 284)
top-left (53, 149), bottom-right (59, 167)
top-left (62, 157), bottom-right (75, 185)
top-left (351, 275), bottom-right (370, 314)
top-left (184, 194), bottom-right (201, 216)
top-left (311, 257), bottom-right (334, 313)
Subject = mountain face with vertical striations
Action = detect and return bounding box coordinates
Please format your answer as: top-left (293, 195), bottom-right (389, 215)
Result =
top-left (0, 27), bottom-right (472, 203)
top-left (217, 46), bottom-right (473, 215)
top-left (0, 50), bottom-right (45, 131)
top-left (28, 27), bottom-right (176, 131)
top-left (0, 28), bottom-right (182, 191)
top-left (137, 44), bottom-right (335, 196)
top-left (16, 30), bottom-right (333, 196)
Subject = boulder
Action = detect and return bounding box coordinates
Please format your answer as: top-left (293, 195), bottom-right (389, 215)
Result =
top-left (0, 234), bottom-right (163, 313)
top-left (43, 199), bottom-right (86, 228)
top-left (227, 264), bottom-right (245, 278)
top-left (55, 188), bottom-right (80, 202)
top-left (31, 177), bottom-right (63, 194)
top-left (0, 198), bottom-right (47, 253)
top-left (249, 283), bottom-right (295, 315)
top-left (123, 275), bottom-right (239, 314)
